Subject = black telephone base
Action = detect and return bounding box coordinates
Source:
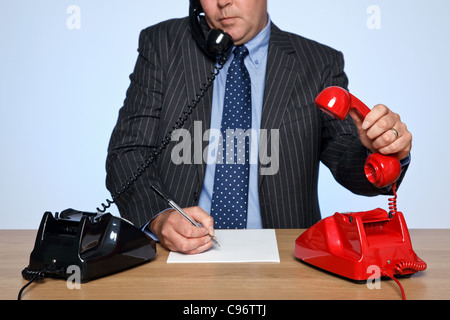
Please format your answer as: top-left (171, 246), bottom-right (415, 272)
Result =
top-left (24, 209), bottom-right (156, 283)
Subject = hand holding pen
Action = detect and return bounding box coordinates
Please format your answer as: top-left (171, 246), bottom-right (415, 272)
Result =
top-left (150, 185), bottom-right (220, 253)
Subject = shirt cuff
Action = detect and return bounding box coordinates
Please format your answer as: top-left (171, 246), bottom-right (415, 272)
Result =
top-left (141, 221), bottom-right (159, 241)
top-left (141, 208), bottom-right (173, 241)
top-left (400, 154), bottom-right (411, 167)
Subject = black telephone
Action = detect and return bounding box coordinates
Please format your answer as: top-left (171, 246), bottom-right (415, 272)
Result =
top-left (19, 1), bottom-right (233, 299)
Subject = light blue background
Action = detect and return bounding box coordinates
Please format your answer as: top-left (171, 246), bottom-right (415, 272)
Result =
top-left (1, 1), bottom-right (449, 229)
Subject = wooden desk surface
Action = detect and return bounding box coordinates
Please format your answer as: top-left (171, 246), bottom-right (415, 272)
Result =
top-left (1, 229), bottom-right (449, 300)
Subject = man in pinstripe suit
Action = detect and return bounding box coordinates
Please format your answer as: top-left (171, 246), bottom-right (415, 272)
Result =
top-left (106, 0), bottom-right (412, 254)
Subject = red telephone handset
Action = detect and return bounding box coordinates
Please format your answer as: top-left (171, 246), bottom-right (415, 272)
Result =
top-left (315, 86), bottom-right (401, 188)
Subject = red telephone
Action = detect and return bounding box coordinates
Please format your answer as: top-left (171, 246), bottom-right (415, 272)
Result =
top-left (315, 86), bottom-right (401, 188)
top-left (295, 87), bottom-right (426, 299)
top-left (295, 208), bottom-right (427, 282)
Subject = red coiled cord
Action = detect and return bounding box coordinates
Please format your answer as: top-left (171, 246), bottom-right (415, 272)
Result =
top-left (388, 182), bottom-right (398, 217)
top-left (395, 259), bottom-right (428, 274)
top-left (382, 183), bottom-right (428, 300)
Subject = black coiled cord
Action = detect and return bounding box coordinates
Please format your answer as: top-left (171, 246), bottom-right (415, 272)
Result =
top-left (97, 54), bottom-right (228, 213)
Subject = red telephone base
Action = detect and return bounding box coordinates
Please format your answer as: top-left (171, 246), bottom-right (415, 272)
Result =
top-left (295, 208), bottom-right (426, 282)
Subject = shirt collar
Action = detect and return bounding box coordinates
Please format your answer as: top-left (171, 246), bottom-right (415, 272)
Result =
top-left (234, 14), bottom-right (271, 68)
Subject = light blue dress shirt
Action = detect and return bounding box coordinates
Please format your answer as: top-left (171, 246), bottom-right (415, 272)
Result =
top-left (198, 18), bottom-right (271, 229)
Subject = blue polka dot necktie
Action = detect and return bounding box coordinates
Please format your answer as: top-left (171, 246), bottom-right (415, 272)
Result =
top-left (210, 45), bottom-right (251, 229)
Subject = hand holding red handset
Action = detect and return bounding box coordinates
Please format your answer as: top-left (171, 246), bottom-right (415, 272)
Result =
top-left (315, 86), bottom-right (401, 188)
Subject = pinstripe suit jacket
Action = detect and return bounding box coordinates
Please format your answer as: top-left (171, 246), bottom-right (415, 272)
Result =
top-left (106, 17), bottom-right (406, 229)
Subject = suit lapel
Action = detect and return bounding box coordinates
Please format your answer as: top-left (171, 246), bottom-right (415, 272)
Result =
top-left (259, 23), bottom-right (298, 186)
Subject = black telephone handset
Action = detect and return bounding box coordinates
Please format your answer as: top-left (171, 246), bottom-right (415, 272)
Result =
top-left (20, 1), bottom-right (234, 297)
top-left (189, 0), bottom-right (233, 59)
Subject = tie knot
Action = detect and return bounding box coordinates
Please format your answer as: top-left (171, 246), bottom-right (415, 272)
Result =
top-left (233, 45), bottom-right (249, 61)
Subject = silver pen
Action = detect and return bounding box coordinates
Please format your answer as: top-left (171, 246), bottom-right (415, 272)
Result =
top-left (151, 185), bottom-right (220, 247)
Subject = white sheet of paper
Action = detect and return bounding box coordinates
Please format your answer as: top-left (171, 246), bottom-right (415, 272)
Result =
top-left (167, 229), bottom-right (280, 263)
